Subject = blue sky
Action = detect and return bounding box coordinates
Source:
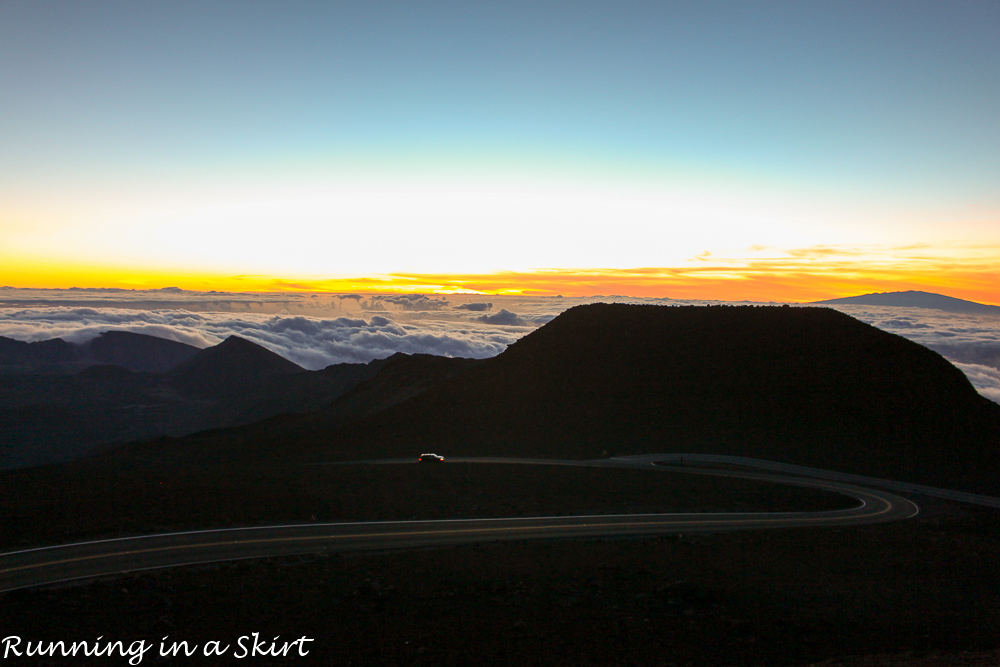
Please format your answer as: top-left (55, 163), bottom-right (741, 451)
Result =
top-left (4, 2), bottom-right (995, 180)
top-left (2, 1), bottom-right (998, 299)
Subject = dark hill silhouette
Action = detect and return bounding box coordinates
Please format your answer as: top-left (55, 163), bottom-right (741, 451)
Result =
top-left (84, 331), bottom-right (200, 372)
top-left (9, 306), bottom-right (999, 493)
top-left (291, 304), bottom-right (1000, 494)
top-left (0, 334), bottom-right (389, 469)
top-left (0, 336), bottom-right (81, 372)
top-left (169, 335), bottom-right (305, 397)
top-left (810, 290), bottom-right (1000, 315)
top-left (0, 331), bottom-right (200, 374)
top-left (304, 353), bottom-right (481, 425)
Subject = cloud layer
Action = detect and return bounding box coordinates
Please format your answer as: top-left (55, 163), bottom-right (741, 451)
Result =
top-left (0, 307), bottom-right (517, 369)
top-left (1, 289), bottom-right (998, 403)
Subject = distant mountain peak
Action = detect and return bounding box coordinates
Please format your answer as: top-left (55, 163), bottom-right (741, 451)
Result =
top-left (216, 334), bottom-right (262, 349)
top-left (809, 290), bottom-right (1000, 315)
top-left (170, 335), bottom-right (304, 395)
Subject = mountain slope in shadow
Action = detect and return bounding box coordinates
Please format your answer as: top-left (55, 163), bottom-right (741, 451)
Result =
top-left (298, 353), bottom-right (482, 425)
top-left (284, 304), bottom-right (1000, 493)
top-left (0, 334), bottom-right (390, 469)
top-left (83, 331), bottom-right (202, 372)
top-left (0, 331), bottom-right (200, 374)
top-left (0, 336), bottom-right (78, 371)
top-left (169, 335), bottom-right (306, 398)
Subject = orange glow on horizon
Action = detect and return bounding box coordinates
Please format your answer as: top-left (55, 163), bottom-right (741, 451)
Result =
top-left (3, 253), bottom-right (998, 306)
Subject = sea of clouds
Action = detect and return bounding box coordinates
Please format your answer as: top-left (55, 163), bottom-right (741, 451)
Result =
top-left (1, 287), bottom-right (998, 403)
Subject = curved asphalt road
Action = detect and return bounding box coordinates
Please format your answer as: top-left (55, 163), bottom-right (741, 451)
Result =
top-left (0, 456), bottom-right (921, 593)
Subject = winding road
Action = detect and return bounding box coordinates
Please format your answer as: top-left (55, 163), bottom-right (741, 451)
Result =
top-left (0, 456), bottom-right (923, 593)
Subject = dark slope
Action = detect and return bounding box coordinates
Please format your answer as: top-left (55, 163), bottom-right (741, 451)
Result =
top-left (0, 336), bottom-right (80, 372)
top-left (169, 335), bottom-right (305, 396)
top-left (303, 353), bottom-right (481, 424)
top-left (0, 335), bottom-right (388, 469)
top-left (811, 290), bottom-right (1000, 315)
top-left (303, 304), bottom-right (1000, 493)
top-left (188, 353), bottom-right (482, 458)
top-left (0, 331), bottom-right (200, 374)
top-left (84, 330), bottom-right (200, 372)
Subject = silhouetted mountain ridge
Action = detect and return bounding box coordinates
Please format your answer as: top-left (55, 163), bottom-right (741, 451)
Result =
top-left (0, 333), bottom-right (395, 468)
top-left (0, 336), bottom-right (78, 371)
top-left (8, 306), bottom-right (1000, 494)
top-left (169, 335), bottom-right (305, 397)
top-left (810, 290), bottom-right (1000, 315)
top-left (290, 304), bottom-right (1000, 494)
top-left (0, 331), bottom-right (200, 374)
top-left (85, 330), bottom-right (201, 372)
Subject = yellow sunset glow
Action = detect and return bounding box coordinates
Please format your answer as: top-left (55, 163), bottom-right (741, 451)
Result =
top-left (5, 240), bottom-right (998, 306)
top-left (4, 169), bottom-right (997, 305)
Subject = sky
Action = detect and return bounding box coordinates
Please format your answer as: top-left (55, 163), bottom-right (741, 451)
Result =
top-left (1, 1), bottom-right (999, 303)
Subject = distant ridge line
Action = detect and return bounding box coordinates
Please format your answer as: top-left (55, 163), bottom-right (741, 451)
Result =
top-left (809, 290), bottom-right (1000, 315)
